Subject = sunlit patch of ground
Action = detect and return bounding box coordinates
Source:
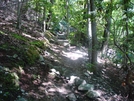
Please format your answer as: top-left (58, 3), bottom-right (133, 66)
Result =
top-left (62, 49), bottom-right (88, 60)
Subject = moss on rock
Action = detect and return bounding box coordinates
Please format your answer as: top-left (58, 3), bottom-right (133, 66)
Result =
top-left (30, 40), bottom-right (45, 49)
top-left (23, 46), bottom-right (40, 65)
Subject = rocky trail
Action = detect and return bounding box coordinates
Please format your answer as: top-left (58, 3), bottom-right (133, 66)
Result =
top-left (18, 40), bottom-right (127, 101)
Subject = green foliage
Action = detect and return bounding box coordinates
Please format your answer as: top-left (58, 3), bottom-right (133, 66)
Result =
top-left (30, 40), bottom-right (44, 49)
top-left (0, 44), bottom-right (16, 50)
top-left (0, 42), bottom-right (40, 66)
top-left (11, 33), bottom-right (27, 42)
top-left (30, 0), bottom-right (52, 11)
top-left (68, 32), bottom-right (75, 44)
top-left (86, 63), bottom-right (95, 73)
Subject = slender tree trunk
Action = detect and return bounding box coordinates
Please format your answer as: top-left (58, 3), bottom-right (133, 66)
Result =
top-left (123, 0), bottom-right (133, 99)
top-left (123, 0), bottom-right (129, 65)
top-left (43, 6), bottom-right (46, 32)
top-left (17, 0), bottom-right (22, 29)
top-left (90, 0), bottom-right (97, 74)
top-left (66, 0), bottom-right (69, 37)
top-left (101, 1), bottom-right (112, 58)
top-left (86, 0), bottom-right (92, 63)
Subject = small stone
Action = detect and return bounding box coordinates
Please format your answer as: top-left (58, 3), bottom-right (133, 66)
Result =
top-left (40, 62), bottom-right (45, 65)
top-left (84, 72), bottom-right (90, 77)
top-left (75, 78), bottom-right (86, 87)
top-left (39, 55), bottom-right (45, 62)
top-left (86, 90), bottom-right (100, 99)
top-left (78, 84), bottom-right (94, 91)
top-left (67, 93), bottom-right (77, 101)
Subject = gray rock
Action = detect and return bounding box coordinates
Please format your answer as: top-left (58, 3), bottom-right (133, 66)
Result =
top-left (75, 78), bottom-right (86, 87)
top-left (39, 55), bottom-right (45, 62)
top-left (67, 93), bottom-right (77, 101)
top-left (78, 83), bottom-right (94, 91)
top-left (84, 72), bottom-right (90, 77)
top-left (86, 90), bottom-right (100, 99)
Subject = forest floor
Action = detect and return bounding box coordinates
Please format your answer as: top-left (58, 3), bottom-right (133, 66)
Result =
top-left (0, 8), bottom-right (130, 101)
top-left (18, 42), bottom-right (128, 101)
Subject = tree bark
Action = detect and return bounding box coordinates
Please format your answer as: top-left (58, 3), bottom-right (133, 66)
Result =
top-left (17, 0), bottom-right (22, 30)
top-left (66, 0), bottom-right (69, 37)
top-left (123, 0), bottom-right (130, 65)
top-left (86, 0), bottom-right (92, 63)
top-left (101, 1), bottom-right (112, 57)
top-left (43, 6), bottom-right (46, 32)
top-left (90, 0), bottom-right (97, 74)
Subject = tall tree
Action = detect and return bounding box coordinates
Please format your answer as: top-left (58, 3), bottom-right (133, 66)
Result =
top-left (66, 0), bottom-right (69, 36)
top-left (122, 0), bottom-right (130, 65)
top-left (86, 0), bottom-right (92, 63)
top-left (90, 0), bottom-right (97, 74)
top-left (100, 0), bottom-right (112, 57)
top-left (17, 0), bottom-right (22, 29)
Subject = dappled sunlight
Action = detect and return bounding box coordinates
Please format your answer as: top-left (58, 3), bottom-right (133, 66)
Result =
top-left (41, 81), bottom-right (52, 86)
top-left (62, 49), bottom-right (88, 60)
top-left (19, 66), bottom-right (75, 100)
top-left (28, 90), bottom-right (45, 99)
top-left (22, 32), bottom-right (36, 40)
top-left (97, 57), bottom-right (106, 64)
top-left (57, 86), bottom-right (71, 94)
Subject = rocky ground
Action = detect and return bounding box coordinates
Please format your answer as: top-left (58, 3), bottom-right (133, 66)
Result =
top-left (17, 42), bottom-right (129, 101)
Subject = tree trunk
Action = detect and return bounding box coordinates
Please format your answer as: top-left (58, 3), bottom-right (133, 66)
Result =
top-left (66, 0), bottom-right (69, 37)
top-left (100, 1), bottom-right (112, 58)
top-left (123, 0), bottom-right (130, 65)
top-left (17, 0), bottom-right (22, 30)
top-left (43, 6), bottom-right (46, 32)
top-left (86, 0), bottom-right (92, 63)
top-left (90, 0), bottom-right (97, 74)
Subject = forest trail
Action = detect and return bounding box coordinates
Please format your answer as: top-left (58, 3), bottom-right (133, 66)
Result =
top-left (0, 5), bottom-right (129, 101)
top-left (19, 40), bottom-right (92, 101)
top-left (49, 42), bottom-right (88, 77)
top-left (0, 18), bottom-right (127, 101)
top-left (19, 39), bottom-right (127, 101)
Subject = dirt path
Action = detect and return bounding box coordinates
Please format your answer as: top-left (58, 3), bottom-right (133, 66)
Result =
top-left (19, 41), bottom-right (128, 101)
top-left (19, 43), bottom-right (91, 101)
top-left (49, 44), bottom-right (88, 77)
